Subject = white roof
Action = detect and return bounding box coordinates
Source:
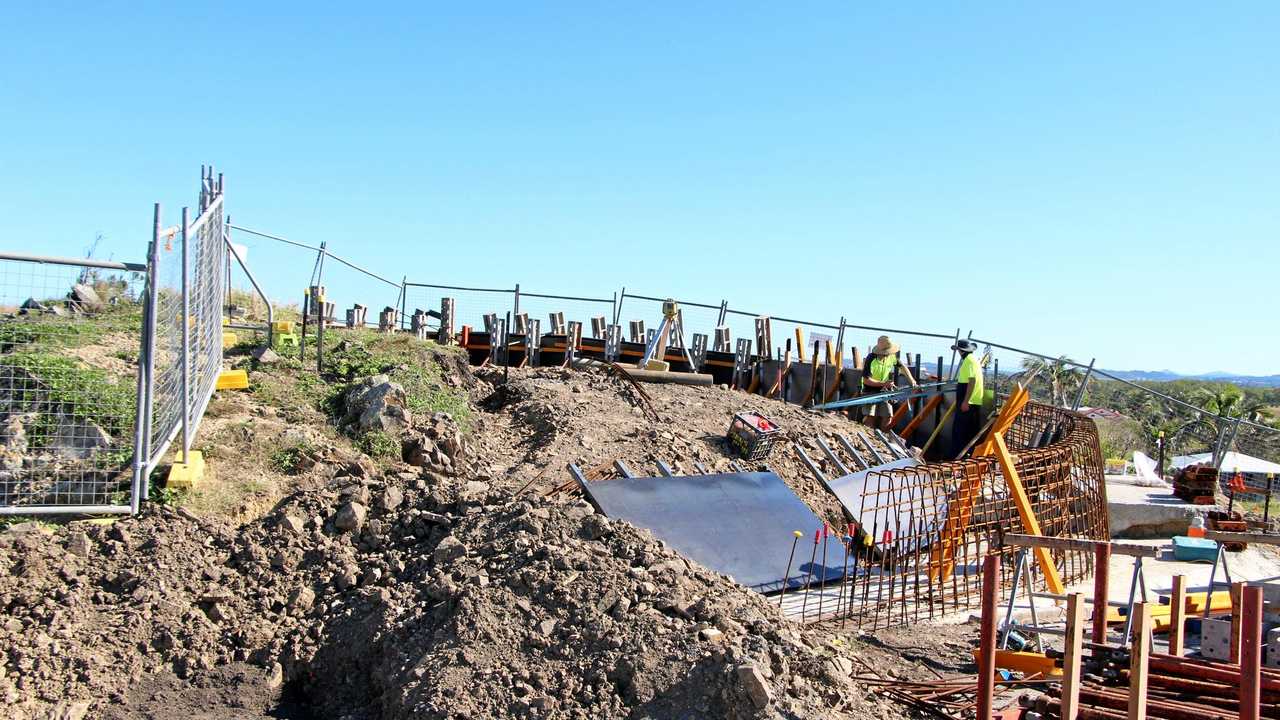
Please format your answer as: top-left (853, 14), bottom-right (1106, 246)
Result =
top-left (1170, 451), bottom-right (1280, 475)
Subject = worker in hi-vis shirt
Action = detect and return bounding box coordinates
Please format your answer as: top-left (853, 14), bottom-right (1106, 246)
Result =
top-left (861, 335), bottom-right (918, 430)
top-left (951, 339), bottom-right (984, 450)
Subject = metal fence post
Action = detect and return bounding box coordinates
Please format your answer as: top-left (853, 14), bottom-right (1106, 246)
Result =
top-left (614, 286), bottom-right (626, 326)
top-left (130, 205), bottom-right (162, 511)
top-left (513, 283), bottom-right (520, 317)
top-left (399, 277), bottom-right (408, 331)
top-left (1071, 358), bottom-right (1095, 411)
top-left (1217, 417), bottom-right (1243, 470)
top-left (397, 277), bottom-right (407, 331)
top-left (947, 328), bottom-right (961, 380)
top-left (179, 206), bottom-right (191, 464)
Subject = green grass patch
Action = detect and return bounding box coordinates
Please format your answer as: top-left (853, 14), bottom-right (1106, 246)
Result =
top-left (269, 439), bottom-right (314, 475)
top-left (5, 351), bottom-right (136, 449)
top-left (317, 332), bottom-right (472, 430)
top-left (0, 303), bottom-right (142, 351)
top-left (358, 429), bottom-right (400, 460)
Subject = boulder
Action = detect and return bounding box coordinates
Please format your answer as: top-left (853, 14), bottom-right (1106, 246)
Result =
top-left (252, 346), bottom-right (282, 364)
top-left (68, 284), bottom-right (102, 310)
top-left (0, 412), bottom-right (35, 454)
top-left (344, 375), bottom-right (411, 433)
top-left (50, 420), bottom-right (112, 460)
top-left (333, 502), bottom-right (367, 532)
top-left (280, 515), bottom-right (306, 534)
top-left (433, 535), bottom-right (467, 564)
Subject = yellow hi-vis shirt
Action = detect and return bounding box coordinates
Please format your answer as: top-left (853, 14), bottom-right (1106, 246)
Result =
top-left (957, 353), bottom-right (984, 406)
top-left (863, 352), bottom-right (897, 392)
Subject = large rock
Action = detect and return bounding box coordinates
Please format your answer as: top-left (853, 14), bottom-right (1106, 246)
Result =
top-left (50, 420), bottom-right (113, 460)
top-left (736, 663), bottom-right (773, 709)
top-left (343, 375), bottom-right (411, 433)
top-left (251, 346), bottom-right (282, 364)
top-left (0, 412), bottom-right (35, 454)
top-left (68, 284), bottom-right (102, 310)
top-left (333, 501), bottom-right (367, 532)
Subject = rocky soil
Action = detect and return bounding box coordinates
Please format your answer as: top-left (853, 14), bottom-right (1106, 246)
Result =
top-left (0, 335), bottom-right (973, 719)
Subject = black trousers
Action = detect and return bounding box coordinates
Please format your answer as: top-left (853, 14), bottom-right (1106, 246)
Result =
top-left (952, 405), bottom-right (982, 454)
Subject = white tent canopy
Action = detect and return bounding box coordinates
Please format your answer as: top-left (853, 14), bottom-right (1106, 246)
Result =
top-left (1170, 451), bottom-right (1280, 475)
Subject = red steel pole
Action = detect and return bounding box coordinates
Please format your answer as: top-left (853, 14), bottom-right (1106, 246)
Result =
top-left (978, 553), bottom-right (999, 720)
top-left (1242, 584), bottom-right (1263, 720)
top-left (1092, 543), bottom-right (1111, 644)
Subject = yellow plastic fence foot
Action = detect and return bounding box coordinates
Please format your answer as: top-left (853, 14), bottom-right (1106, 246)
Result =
top-left (222, 331), bottom-right (238, 349)
top-left (216, 369), bottom-right (249, 390)
top-left (167, 450), bottom-right (206, 490)
top-left (972, 648), bottom-right (1063, 677)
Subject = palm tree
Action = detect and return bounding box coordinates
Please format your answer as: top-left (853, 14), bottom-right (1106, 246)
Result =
top-left (1018, 355), bottom-right (1085, 407)
top-left (1196, 386), bottom-right (1245, 419)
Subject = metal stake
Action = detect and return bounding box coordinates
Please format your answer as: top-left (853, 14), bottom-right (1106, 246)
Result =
top-left (800, 529), bottom-right (819, 622)
top-left (818, 523), bottom-right (829, 620)
top-left (780, 530), bottom-right (802, 608)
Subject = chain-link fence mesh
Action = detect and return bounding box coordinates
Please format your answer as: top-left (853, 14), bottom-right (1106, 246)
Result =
top-left (517, 290), bottom-right (615, 339)
top-left (0, 256), bottom-right (147, 512)
top-left (185, 197), bottom-right (226, 439)
top-left (403, 283), bottom-right (516, 335)
top-left (149, 222), bottom-right (185, 466)
top-left (617, 293), bottom-right (725, 345)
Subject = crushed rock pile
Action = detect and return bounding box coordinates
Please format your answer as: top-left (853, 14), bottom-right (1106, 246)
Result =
top-left (1, 444), bottom-right (905, 719)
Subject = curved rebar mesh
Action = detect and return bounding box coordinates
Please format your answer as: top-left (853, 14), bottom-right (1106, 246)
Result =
top-left (782, 402), bottom-right (1108, 628)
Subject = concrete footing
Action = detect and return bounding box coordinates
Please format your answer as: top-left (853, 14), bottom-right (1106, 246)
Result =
top-left (1107, 477), bottom-right (1208, 539)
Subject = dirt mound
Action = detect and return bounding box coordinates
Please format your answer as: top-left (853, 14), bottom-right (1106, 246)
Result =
top-left (301, 490), bottom-right (883, 719)
top-left (468, 365), bottom-right (900, 528)
top-left (0, 337), bottom-right (939, 720)
top-left (1, 464), bottom-right (904, 719)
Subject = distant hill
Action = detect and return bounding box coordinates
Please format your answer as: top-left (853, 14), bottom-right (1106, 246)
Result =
top-left (1100, 369), bottom-right (1280, 387)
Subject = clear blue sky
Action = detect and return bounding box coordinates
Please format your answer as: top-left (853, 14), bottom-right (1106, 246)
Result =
top-left (2, 3), bottom-right (1276, 375)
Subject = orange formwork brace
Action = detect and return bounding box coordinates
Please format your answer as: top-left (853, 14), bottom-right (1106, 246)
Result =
top-left (899, 393), bottom-right (943, 440)
top-left (929, 382), bottom-right (1064, 595)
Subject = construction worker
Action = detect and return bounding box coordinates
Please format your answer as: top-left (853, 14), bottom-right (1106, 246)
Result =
top-left (952, 339), bottom-right (984, 451)
top-left (861, 335), bottom-right (917, 430)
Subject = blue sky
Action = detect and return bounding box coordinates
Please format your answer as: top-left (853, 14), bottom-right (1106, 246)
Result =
top-left (1, 3), bottom-right (1276, 374)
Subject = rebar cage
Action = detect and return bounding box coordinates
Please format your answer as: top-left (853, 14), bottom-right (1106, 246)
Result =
top-left (781, 402), bottom-right (1109, 628)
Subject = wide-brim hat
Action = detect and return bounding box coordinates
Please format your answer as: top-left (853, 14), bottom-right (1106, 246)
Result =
top-left (952, 339), bottom-right (978, 353)
top-left (872, 335), bottom-right (899, 355)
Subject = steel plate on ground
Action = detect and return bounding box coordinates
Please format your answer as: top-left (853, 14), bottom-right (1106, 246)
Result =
top-left (581, 471), bottom-right (847, 594)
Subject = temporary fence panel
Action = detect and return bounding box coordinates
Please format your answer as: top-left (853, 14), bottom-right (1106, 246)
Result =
top-left (185, 192), bottom-right (227, 450)
top-left (0, 253), bottom-right (148, 514)
top-left (144, 172), bottom-right (227, 482)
